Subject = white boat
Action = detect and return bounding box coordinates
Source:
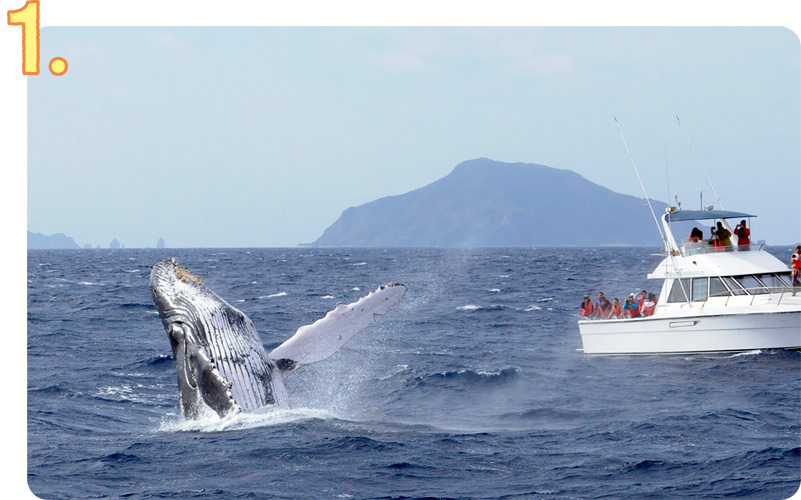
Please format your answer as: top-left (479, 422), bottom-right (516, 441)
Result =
top-left (578, 208), bottom-right (801, 354)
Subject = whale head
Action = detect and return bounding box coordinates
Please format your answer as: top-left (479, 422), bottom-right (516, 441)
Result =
top-left (150, 258), bottom-right (283, 418)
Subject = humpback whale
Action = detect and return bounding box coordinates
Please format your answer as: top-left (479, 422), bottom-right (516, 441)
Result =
top-left (150, 258), bottom-right (406, 419)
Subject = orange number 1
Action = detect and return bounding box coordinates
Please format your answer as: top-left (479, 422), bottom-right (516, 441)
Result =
top-left (7, 0), bottom-right (40, 75)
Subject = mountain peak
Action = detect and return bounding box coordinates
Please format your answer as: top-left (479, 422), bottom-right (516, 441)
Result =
top-left (312, 158), bottom-right (665, 248)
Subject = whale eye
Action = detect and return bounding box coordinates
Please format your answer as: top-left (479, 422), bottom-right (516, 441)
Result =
top-left (168, 322), bottom-right (186, 341)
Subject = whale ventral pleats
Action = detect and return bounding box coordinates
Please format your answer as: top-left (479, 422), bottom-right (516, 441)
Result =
top-left (175, 263), bottom-right (203, 285)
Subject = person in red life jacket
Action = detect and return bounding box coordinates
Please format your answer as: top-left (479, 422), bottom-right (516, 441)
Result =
top-left (734, 220), bottom-right (750, 248)
top-left (623, 297), bottom-right (640, 318)
top-left (593, 292), bottom-right (608, 318)
top-left (791, 245), bottom-right (801, 294)
top-left (641, 293), bottom-right (657, 317)
top-left (688, 227), bottom-right (703, 243)
top-left (635, 290), bottom-right (646, 309)
top-left (610, 298), bottom-right (622, 318)
top-left (581, 295), bottom-right (594, 317)
top-left (597, 296), bottom-right (613, 319)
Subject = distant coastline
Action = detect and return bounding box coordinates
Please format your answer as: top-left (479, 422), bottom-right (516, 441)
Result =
top-left (27, 231), bottom-right (166, 250)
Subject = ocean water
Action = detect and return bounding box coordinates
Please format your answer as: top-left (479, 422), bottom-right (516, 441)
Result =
top-left (27, 247), bottom-right (800, 500)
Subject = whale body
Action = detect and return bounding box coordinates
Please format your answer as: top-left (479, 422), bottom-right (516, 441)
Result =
top-left (150, 258), bottom-right (406, 419)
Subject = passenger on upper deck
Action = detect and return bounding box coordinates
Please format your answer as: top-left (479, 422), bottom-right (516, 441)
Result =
top-left (709, 227), bottom-right (719, 247)
top-left (734, 220), bottom-right (750, 247)
top-left (688, 227), bottom-right (703, 243)
top-left (716, 221), bottom-right (732, 247)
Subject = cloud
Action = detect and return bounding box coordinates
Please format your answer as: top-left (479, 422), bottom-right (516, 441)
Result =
top-left (366, 49), bottom-right (428, 74)
top-left (519, 52), bottom-right (576, 74)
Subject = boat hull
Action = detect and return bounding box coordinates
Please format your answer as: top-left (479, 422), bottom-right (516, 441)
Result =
top-left (578, 310), bottom-right (801, 354)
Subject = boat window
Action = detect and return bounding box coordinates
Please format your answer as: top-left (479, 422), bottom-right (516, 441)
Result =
top-left (692, 277), bottom-right (709, 301)
top-left (734, 275), bottom-right (768, 295)
top-left (667, 278), bottom-right (691, 303)
top-left (774, 273), bottom-right (791, 287)
top-left (722, 276), bottom-right (747, 296)
top-left (709, 277), bottom-right (730, 298)
top-left (758, 274), bottom-right (790, 291)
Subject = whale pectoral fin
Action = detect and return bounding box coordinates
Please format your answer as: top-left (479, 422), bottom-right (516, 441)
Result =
top-left (268, 283), bottom-right (407, 374)
top-left (186, 344), bottom-right (238, 418)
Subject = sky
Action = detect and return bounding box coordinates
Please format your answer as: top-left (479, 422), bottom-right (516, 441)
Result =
top-left (11, 10), bottom-right (800, 248)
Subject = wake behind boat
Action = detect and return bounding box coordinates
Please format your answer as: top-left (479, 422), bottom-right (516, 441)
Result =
top-left (578, 208), bottom-right (801, 354)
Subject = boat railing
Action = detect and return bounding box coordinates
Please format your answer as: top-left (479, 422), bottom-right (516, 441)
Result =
top-left (700, 286), bottom-right (796, 307)
top-left (680, 242), bottom-right (765, 257)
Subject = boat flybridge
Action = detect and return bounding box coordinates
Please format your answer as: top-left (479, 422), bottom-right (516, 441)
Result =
top-left (578, 208), bottom-right (801, 355)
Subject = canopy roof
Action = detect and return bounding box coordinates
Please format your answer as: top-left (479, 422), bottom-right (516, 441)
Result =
top-left (665, 209), bottom-right (756, 223)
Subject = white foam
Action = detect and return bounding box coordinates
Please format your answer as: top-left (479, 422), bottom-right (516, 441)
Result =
top-left (262, 291), bottom-right (287, 299)
top-left (457, 304), bottom-right (481, 311)
top-left (728, 349), bottom-right (763, 358)
top-left (157, 406), bottom-right (333, 433)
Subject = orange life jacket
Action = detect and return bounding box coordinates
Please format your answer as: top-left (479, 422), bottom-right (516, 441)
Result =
top-left (624, 302), bottom-right (640, 318)
top-left (792, 253), bottom-right (801, 269)
top-left (641, 302), bottom-right (656, 317)
top-left (611, 303), bottom-right (622, 318)
top-left (735, 227), bottom-right (750, 246)
top-left (581, 300), bottom-right (594, 317)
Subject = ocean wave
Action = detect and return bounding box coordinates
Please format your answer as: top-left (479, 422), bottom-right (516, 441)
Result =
top-left (259, 291), bottom-right (288, 299)
top-left (120, 355), bottom-right (173, 378)
top-left (94, 384), bottom-right (154, 404)
top-left (456, 304), bottom-right (508, 312)
top-left (409, 367), bottom-right (520, 390)
top-left (456, 304), bottom-right (481, 311)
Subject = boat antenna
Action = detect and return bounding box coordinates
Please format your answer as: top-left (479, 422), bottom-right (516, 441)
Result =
top-left (664, 143), bottom-right (672, 207)
top-left (676, 114), bottom-right (724, 210)
top-left (613, 116), bottom-right (666, 246)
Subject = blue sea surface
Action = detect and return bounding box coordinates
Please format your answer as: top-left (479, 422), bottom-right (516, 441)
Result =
top-left (27, 248), bottom-right (800, 499)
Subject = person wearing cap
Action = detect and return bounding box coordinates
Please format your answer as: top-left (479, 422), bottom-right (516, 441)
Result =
top-left (623, 296), bottom-right (641, 318)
